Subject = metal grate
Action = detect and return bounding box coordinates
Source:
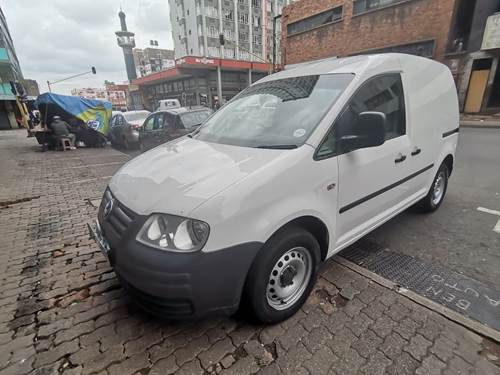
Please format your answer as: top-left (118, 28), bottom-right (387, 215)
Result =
top-left (339, 240), bottom-right (500, 333)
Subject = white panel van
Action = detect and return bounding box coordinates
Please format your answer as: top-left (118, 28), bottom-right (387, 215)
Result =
top-left (90, 54), bottom-right (459, 323)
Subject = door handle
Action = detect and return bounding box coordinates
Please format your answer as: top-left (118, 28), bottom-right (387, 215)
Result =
top-left (394, 154), bottom-right (407, 163)
top-left (411, 147), bottom-right (421, 156)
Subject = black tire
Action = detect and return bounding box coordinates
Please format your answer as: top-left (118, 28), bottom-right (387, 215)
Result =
top-left (243, 226), bottom-right (321, 324)
top-left (123, 137), bottom-right (130, 150)
top-left (417, 163), bottom-right (449, 212)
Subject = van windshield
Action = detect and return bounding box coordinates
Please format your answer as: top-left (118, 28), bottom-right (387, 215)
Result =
top-left (194, 74), bottom-right (353, 148)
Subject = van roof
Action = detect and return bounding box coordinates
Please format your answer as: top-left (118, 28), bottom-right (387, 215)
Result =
top-left (260, 53), bottom-right (444, 82)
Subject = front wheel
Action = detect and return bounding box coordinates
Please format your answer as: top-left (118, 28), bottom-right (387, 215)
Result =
top-left (417, 163), bottom-right (449, 212)
top-left (243, 227), bottom-right (321, 323)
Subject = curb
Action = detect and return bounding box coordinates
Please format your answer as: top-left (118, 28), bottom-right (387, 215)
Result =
top-left (460, 121), bottom-right (500, 129)
top-left (333, 256), bottom-right (500, 343)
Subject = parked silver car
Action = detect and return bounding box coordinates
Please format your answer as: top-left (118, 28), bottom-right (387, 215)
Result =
top-left (109, 110), bottom-right (150, 149)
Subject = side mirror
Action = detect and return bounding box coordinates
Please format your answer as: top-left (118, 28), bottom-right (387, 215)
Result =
top-left (340, 111), bottom-right (386, 152)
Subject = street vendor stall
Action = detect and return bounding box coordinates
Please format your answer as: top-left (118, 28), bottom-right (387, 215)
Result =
top-left (32, 93), bottom-right (112, 149)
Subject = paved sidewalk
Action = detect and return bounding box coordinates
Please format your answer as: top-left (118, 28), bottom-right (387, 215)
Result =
top-left (1, 129), bottom-right (499, 375)
top-left (460, 114), bottom-right (500, 129)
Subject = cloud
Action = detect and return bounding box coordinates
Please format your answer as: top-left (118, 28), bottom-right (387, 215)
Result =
top-left (2, 0), bottom-right (174, 94)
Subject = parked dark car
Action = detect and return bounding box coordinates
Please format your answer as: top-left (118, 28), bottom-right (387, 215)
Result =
top-left (139, 107), bottom-right (213, 152)
top-left (109, 110), bottom-right (150, 149)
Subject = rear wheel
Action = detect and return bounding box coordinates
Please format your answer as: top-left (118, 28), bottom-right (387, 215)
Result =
top-left (244, 226), bottom-right (320, 323)
top-left (417, 163), bottom-right (449, 212)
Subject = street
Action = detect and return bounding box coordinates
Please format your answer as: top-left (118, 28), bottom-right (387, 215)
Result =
top-left (365, 127), bottom-right (500, 290)
top-left (0, 128), bottom-right (498, 374)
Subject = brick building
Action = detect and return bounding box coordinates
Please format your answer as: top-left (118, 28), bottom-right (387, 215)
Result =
top-left (280, 0), bottom-right (500, 113)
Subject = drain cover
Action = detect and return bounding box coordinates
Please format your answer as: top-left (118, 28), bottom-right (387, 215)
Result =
top-left (340, 240), bottom-right (500, 332)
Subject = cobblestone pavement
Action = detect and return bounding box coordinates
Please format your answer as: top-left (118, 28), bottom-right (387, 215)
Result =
top-left (1, 129), bottom-right (500, 375)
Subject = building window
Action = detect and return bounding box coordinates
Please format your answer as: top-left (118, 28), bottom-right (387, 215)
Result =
top-left (252, 0), bottom-right (260, 7)
top-left (189, 29), bottom-right (192, 35)
top-left (253, 34), bottom-right (261, 44)
top-left (287, 6), bottom-right (343, 36)
top-left (206, 6), bottom-right (218, 17)
top-left (238, 13), bottom-right (249, 24)
top-left (225, 10), bottom-right (234, 20)
top-left (208, 25), bottom-right (219, 38)
top-left (354, 40), bottom-right (436, 58)
top-left (253, 15), bottom-right (261, 26)
top-left (353, 0), bottom-right (408, 15)
top-left (239, 32), bottom-right (248, 42)
top-left (224, 28), bottom-right (234, 40)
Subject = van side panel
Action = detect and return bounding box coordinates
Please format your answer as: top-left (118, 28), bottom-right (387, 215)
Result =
top-left (399, 56), bottom-right (459, 192)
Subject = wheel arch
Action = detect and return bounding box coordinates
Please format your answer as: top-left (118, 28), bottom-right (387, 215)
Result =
top-left (263, 215), bottom-right (330, 262)
top-left (442, 154), bottom-right (454, 176)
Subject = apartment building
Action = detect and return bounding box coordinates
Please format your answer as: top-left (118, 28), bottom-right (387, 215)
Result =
top-left (0, 7), bottom-right (24, 129)
top-left (169, 0), bottom-right (294, 63)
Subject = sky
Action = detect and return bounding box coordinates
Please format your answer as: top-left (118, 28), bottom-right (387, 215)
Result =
top-left (3, 0), bottom-right (174, 95)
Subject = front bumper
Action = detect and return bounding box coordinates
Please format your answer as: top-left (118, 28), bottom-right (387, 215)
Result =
top-left (91, 191), bottom-right (262, 319)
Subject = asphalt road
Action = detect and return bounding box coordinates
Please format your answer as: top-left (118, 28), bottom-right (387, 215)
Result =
top-left (114, 128), bottom-right (500, 290)
top-left (366, 127), bottom-right (500, 290)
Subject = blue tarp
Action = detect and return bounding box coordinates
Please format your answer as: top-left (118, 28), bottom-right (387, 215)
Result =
top-left (35, 92), bottom-right (112, 136)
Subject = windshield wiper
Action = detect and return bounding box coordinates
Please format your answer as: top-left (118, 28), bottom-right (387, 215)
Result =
top-left (255, 144), bottom-right (298, 149)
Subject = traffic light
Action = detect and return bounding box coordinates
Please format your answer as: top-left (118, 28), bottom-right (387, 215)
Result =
top-left (91, 66), bottom-right (97, 74)
top-left (219, 34), bottom-right (225, 46)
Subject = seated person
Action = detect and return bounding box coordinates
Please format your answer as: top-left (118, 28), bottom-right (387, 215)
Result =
top-left (48, 116), bottom-right (76, 149)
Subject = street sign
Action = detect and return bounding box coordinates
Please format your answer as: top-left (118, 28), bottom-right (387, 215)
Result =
top-left (482, 13), bottom-right (500, 50)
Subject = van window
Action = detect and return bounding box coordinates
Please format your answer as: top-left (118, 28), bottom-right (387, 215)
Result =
top-left (317, 74), bottom-right (406, 158)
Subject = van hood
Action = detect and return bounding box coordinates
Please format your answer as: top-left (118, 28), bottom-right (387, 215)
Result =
top-left (109, 137), bottom-right (291, 216)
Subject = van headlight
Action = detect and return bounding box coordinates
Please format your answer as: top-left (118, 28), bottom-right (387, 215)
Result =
top-left (136, 214), bottom-right (210, 252)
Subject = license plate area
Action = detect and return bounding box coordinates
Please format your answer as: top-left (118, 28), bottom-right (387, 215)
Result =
top-left (88, 220), bottom-right (110, 258)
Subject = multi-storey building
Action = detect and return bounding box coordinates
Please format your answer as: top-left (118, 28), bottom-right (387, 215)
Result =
top-left (133, 48), bottom-right (176, 77)
top-left (0, 6), bottom-right (25, 129)
top-left (71, 87), bottom-right (108, 100)
top-left (130, 0), bottom-right (301, 111)
top-left (71, 84), bottom-right (129, 110)
top-left (280, 0), bottom-right (500, 114)
top-left (169, 0), bottom-right (288, 63)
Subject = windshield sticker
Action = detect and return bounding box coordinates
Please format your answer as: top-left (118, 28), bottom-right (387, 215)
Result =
top-left (293, 129), bottom-right (306, 138)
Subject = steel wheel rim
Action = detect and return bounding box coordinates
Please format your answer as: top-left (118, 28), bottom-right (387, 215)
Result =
top-left (432, 171), bottom-right (446, 205)
top-left (266, 247), bottom-right (312, 311)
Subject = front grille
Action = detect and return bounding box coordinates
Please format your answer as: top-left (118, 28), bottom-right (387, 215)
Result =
top-left (118, 275), bottom-right (195, 317)
top-left (100, 190), bottom-right (136, 239)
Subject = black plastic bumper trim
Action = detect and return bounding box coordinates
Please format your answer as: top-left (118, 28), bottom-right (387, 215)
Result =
top-left (442, 127), bottom-right (459, 138)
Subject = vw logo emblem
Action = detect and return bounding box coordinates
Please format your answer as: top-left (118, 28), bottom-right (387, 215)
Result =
top-left (103, 198), bottom-right (115, 218)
